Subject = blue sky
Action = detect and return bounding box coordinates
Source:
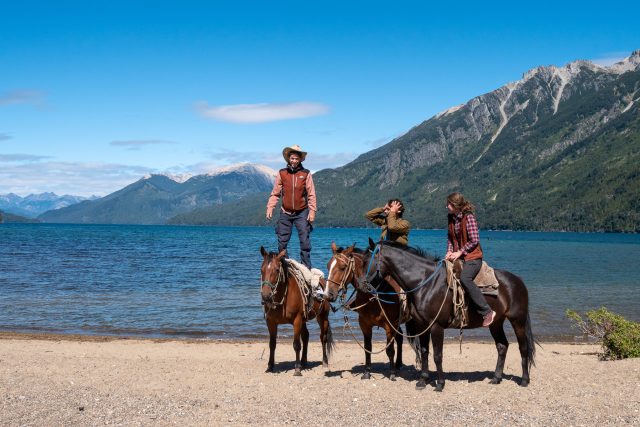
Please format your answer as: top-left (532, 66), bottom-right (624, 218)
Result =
top-left (1, 0), bottom-right (639, 196)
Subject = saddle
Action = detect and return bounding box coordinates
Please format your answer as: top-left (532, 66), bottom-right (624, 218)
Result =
top-left (286, 259), bottom-right (326, 318)
top-left (445, 259), bottom-right (500, 328)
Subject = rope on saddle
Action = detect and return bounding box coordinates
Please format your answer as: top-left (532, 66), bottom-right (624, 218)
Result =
top-left (445, 260), bottom-right (468, 353)
top-left (444, 260), bottom-right (469, 329)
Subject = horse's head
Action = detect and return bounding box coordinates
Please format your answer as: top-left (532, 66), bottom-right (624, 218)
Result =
top-left (260, 246), bottom-right (287, 306)
top-left (324, 242), bottom-right (359, 302)
top-left (357, 237), bottom-right (386, 290)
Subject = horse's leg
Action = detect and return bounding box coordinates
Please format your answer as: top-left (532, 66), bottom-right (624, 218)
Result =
top-left (383, 323), bottom-right (397, 381)
top-left (512, 317), bottom-right (533, 386)
top-left (488, 319), bottom-right (509, 384)
top-left (300, 322), bottom-right (309, 368)
top-left (317, 312), bottom-right (331, 369)
top-left (360, 319), bottom-right (373, 380)
top-left (266, 320), bottom-right (277, 373)
top-left (292, 316), bottom-right (304, 376)
top-left (415, 333), bottom-right (431, 389)
top-left (395, 325), bottom-right (404, 370)
top-left (431, 325), bottom-right (445, 392)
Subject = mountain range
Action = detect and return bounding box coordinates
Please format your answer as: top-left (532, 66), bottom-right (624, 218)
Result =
top-left (31, 50), bottom-right (640, 232)
top-left (38, 164), bottom-right (276, 224)
top-left (173, 50), bottom-right (640, 232)
top-left (0, 192), bottom-right (96, 218)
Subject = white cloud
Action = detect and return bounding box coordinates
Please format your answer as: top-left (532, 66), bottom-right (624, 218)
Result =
top-left (0, 153), bottom-right (52, 162)
top-left (0, 89), bottom-right (46, 107)
top-left (195, 101), bottom-right (330, 123)
top-left (0, 133), bottom-right (13, 141)
top-left (0, 159), bottom-right (151, 197)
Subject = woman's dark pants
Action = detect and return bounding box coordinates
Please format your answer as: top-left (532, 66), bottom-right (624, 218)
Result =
top-left (460, 258), bottom-right (492, 316)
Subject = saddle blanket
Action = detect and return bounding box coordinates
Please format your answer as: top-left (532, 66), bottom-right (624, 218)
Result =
top-left (286, 258), bottom-right (325, 292)
top-left (450, 260), bottom-right (499, 296)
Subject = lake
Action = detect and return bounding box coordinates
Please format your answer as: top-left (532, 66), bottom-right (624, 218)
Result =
top-left (1, 224), bottom-right (638, 342)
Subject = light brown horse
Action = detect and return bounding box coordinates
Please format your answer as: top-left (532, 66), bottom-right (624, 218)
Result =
top-left (260, 246), bottom-right (334, 375)
top-left (326, 242), bottom-right (415, 381)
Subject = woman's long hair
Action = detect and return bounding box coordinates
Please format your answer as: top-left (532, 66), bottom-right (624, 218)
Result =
top-left (447, 192), bottom-right (475, 214)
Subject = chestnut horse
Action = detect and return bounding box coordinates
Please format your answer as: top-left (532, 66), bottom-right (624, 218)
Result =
top-left (326, 242), bottom-right (415, 380)
top-left (343, 239), bottom-right (536, 391)
top-left (260, 246), bottom-right (334, 375)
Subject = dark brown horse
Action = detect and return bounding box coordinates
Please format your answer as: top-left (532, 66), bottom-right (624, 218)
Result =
top-left (329, 239), bottom-right (536, 391)
top-left (260, 246), bottom-right (334, 375)
top-left (325, 242), bottom-right (414, 381)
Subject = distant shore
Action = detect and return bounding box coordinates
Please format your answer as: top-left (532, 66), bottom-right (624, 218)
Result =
top-left (1, 332), bottom-right (637, 425)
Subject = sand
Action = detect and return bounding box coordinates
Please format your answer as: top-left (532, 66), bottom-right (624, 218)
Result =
top-left (1, 332), bottom-right (638, 426)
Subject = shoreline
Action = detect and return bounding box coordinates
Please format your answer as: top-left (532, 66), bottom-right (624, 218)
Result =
top-left (0, 330), bottom-right (595, 345)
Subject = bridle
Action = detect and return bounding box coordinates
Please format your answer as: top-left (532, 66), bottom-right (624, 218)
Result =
top-left (326, 253), bottom-right (356, 296)
top-left (260, 257), bottom-right (287, 307)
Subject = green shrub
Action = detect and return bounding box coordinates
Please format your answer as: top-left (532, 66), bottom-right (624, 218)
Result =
top-left (567, 307), bottom-right (640, 360)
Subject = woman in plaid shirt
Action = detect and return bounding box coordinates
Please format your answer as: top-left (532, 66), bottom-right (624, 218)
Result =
top-left (445, 192), bottom-right (496, 327)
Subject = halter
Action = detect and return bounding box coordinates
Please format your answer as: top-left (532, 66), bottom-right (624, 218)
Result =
top-left (326, 253), bottom-right (355, 294)
top-left (260, 258), bottom-right (287, 307)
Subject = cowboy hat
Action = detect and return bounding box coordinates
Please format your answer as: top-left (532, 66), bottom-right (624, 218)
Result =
top-left (282, 145), bottom-right (307, 162)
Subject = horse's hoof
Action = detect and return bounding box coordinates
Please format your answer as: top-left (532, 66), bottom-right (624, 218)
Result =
top-left (490, 377), bottom-right (502, 385)
top-left (389, 373), bottom-right (397, 381)
top-left (361, 372), bottom-right (371, 380)
top-left (434, 383), bottom-right (444, 392)
top-left (293, 370), bottom-right (302, 377)
top-left (322, 362), bottom-right (329, 369)
top-left (416, 379), bottom-right (427, 390)
top-left (265, 366), bottom-right (274, 373)
top-left (520, 379), bottom-right (530, 387)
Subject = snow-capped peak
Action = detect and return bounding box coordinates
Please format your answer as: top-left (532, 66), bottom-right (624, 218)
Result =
top-left (608, 50), bottom-right (640, 74)
top-left (206, 163), bottom-right (277, 178)
top-left (142, 173), bottom-right (193, 183)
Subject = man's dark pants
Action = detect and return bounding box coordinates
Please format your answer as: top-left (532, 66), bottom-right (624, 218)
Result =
top-left (460, 258), bottom-right (492, 316)
top-left (276, 208), bottom-right (312, 268)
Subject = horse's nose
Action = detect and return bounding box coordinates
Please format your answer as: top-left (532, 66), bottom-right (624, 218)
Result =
top-left (261, 288), bottom-right (272, 303)
top-left (324, 289), bottom-right (336, 302)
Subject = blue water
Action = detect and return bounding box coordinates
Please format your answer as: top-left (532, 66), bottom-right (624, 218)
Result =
top-left (1, 224), bottom-right (638, 341)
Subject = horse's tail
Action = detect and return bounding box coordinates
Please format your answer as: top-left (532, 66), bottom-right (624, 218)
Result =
top-left (525, 312), bottom-right (537, 370)
top-left (406, 320), bottom-right (422, 367)
top-left (326, 324), bottom-right (336, 360)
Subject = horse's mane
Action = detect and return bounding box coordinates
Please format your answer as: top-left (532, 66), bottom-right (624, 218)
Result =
top-left (379, 241), bottom-right (440, 262)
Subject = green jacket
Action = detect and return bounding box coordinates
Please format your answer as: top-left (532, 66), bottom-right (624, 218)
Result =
top-left (365, 207), bottom-right (410, 245)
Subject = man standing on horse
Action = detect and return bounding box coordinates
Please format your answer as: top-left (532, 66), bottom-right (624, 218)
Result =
top-left (266, 145), bottom-right (317, 269)
top-left (365, 199), bottom-right (410, 245)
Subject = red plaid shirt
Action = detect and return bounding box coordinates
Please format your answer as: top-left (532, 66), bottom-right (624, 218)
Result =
top-left (447, 212), bottom-right (480, 255)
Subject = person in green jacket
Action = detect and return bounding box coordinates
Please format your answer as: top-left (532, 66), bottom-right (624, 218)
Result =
top-left (365, 199), bottom-right (410, 245)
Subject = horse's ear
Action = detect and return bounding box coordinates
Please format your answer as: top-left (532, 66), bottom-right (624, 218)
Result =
top-left (260, 246), bottom-right (267, 257)
top-left (331, 241), bottom-right (338, 254)
top-left (368, 237), bottom-right (376, 250)
top-left (277, 249), bottom-right (287, 259)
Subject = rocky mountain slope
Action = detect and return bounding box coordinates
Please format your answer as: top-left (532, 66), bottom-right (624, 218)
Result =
top-left (182, 51), bottom-right (640, 232)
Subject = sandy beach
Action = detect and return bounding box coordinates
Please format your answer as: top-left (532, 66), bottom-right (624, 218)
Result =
top-left (1, 332), bottom-right (638, 426)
